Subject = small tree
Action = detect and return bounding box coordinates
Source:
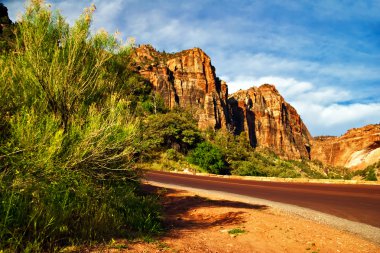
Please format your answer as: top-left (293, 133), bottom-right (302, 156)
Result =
top-left (142, 110), bottom-right (202, 153)
top-left (14, 1), bottom-right (124, 131)
top-left (187, 142), bottom-right (226, 174)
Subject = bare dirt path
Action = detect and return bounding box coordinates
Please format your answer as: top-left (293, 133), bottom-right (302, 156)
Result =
top-left (90, 184), bottom-right (380, 253)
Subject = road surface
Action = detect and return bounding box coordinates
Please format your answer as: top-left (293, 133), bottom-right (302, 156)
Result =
top-left (145, 170), bottom-right (380, 228)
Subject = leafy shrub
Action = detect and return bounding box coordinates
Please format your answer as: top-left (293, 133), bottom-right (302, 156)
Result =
top-left (230, 151), bottom-right (304, 178)
top-left (228, 228), bottom-right (246, 235)
top-left (187, 142), bottom-right (227, 174)
top-left (0, 94), bottom-right (162, 252)
top-left (165, 148), bottom-right (180, 161)
top-left (140, 93), bottom-right (167, 115)
top-left (353, 162), bottom-right (379, 181)
top-left (230, 160), bottom-right (268, 176)
top-left (289, 159), bottom-right (326, 179)
top-left (366, 168), bottom-right (378, 181)
top-left (142, 110), bottom-right (202, 154)
top-left (0, 2), bottom-right (161, 251)
top-left (213, 131), bottom-right (251, 163)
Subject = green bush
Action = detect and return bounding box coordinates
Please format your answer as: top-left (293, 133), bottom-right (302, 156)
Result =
top-left (214, 131), bottom-right (251, 163)
top-left (230, 160), bottom-right (268, 176)
top-left (142, 110), bottom-right (202, 154)
top-left (0, 97), bottom-right (162, 252)
top-left (353, 162), bottom-right (379, 181)
top-left (165, 148), bottom-right (180, 161)
top-left (366, 168), bottom-right (378, 181)
top-left (187, 142), bottom-right (226, 174)
top-left (289, 159), bottom-right (326, 179)
top-left (230, 151), bottom-right (304, 178)
top-left (0, 1), bottom-right (161, 252)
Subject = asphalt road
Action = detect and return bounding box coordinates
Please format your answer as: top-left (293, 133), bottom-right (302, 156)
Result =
top-left (145, 171), bottom-right (380, 228)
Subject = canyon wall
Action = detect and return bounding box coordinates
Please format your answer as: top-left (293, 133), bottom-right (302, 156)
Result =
top-left (228, 85), bottom-right (312, 159)
top-left (132, 45), bottom-right (379, 166)
top-left (311, 124), bottom-right (380, 170)
top-left (133, 45), bottom-right (311, 159)
top-left (133, 45), bottom-right (229, 130)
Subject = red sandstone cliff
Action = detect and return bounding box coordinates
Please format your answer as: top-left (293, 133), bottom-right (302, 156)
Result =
top-left (132, 45), bottom-right (228, 129)
top-left (228, 85), bottom-right (312, 159)
top-left (311, 124), bottom-right (380, 170)
top-left (132, 45), bottom-right (379, 166)
top-left (133, 46), bottom-right (312, 160)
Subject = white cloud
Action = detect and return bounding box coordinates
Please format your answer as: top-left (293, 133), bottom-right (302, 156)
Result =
top-left (215, 52), bottom-right (379, 90)
top-left (298, 88), bottom-right (350, 105)
top-left (294, 102), bottom-right (380, 136)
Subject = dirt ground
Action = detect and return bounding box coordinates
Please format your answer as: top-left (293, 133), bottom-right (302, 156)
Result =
top-left (89, 184), bottom-right (380, 253)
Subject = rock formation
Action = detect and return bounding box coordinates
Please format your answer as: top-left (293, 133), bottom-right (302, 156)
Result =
top-left (228, 85), bottom-right (312, 159)
top-left (311, 124), bottom-right (380, 170)
top-left (132, 45), bottom-right (378, 165)
top-left (132, 45), bottom-right (312, 160)
top-left (132, 45), bottom-right (229, 130)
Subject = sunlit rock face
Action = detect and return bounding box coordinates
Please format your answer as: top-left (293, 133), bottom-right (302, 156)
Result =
top-left (133, 45), bottom-right (379, 166)
top-left (133, 46), bottom-right (312, 159)
top-left (228, 84), bottom-right (312, 159)
top-left (132, 45), bottom-right (229, 130)
top-left (311, 124), bottom-right (380, 170)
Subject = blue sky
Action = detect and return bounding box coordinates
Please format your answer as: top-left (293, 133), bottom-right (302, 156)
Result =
top-left (4, 0), bottom-right (380, 136)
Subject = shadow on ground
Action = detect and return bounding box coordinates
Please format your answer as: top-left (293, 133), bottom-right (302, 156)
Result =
top-left (141, 184), bottom-right (268, 237)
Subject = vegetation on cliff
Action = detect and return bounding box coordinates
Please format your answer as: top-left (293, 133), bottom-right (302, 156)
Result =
top-left (141, 116), bottom-right (377, 180)
top-left (352, 161), bottom-right (379, 181)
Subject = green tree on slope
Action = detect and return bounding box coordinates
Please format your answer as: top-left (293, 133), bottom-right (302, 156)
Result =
top-left (187, 142), bottom-right (226, 174)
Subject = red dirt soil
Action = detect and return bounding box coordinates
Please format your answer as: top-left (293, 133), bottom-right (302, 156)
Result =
top-left (86, 185), bottom-right (379, 253)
